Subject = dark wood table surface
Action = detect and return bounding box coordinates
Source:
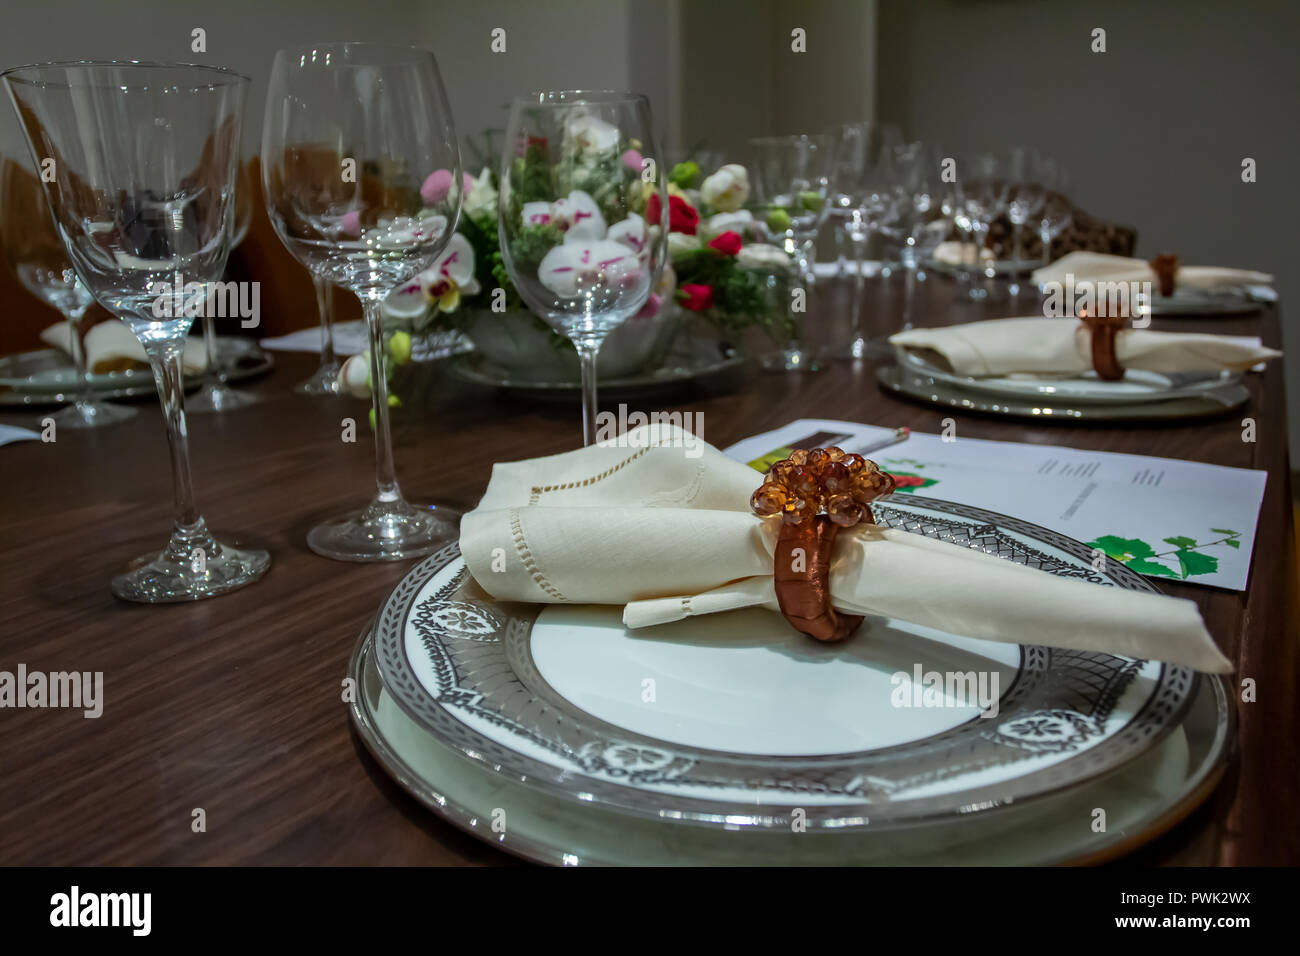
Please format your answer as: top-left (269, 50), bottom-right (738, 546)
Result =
top-left (1, 275), bottom-right (1295, 865)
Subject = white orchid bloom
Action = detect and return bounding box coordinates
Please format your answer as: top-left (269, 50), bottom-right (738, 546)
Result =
top-left (563, 111), bottom-right (621, 157)
top-left (554, 189), bottom-right (607, 241)
top-left (522, 201), bottom-right (554, 227)
top-left (538, 239), bottom-right (638, 297)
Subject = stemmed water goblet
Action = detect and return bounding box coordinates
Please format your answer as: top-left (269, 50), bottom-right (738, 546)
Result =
top-left (498, 91), bottom-right (668, 444)
top-left (189, 159), bottom-right (258, 412)
top-left (1004, 146), bottom-right (1045, 301)
top-left (295, 275), bottom-right (341, 395)
top-left (0, 156), bottom-right (136, 428)
top-left (1038, 160), bottom-right (1073, 268)
top-left (262, 41), bottom-right (462, 561)
top-left (4, 61), bottom-right (269, 601)
top-left (955, 152), bottom-right (1009, 303)
top-left (749, 133), bottom-right (833, 369)
top-left (891, 142), bottom-right (947, 333)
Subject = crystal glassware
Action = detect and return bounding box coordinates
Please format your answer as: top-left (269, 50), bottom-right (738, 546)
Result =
top-left (749, 133), bottom-right (834, 370)
top-left (262, 41), bottom-right (462, 561)
top-left (891, 142), bottom-right (948, 333)
top-left (295, 275), bottom-right (342, 395)
top-left (825, 122), bottom-right (902, 358)
top-left (189, 159), bottom-right (258, 412)
top-left (1003, 146), bottom-right (1045, 301)
top-left (955, 152), bottom-right (1009, 302)
top-left (0, 156), bottom-right (136, 428)
top-left (1038, 160), bottom-right (1073, 268)
top-left (4, 61), bottom-right (269, 601)
top-left (498, 90), bottom-right (667, 443)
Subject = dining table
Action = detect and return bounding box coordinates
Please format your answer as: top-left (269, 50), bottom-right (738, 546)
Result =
top-left (0, 273), bottom-right (1294, 866)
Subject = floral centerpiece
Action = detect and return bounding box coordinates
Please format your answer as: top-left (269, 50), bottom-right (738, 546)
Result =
top-left (361, 130), bottom-right (793, 384)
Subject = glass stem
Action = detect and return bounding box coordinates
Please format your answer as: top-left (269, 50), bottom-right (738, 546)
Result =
top-left (202, 311), bottom-right (221, 385)
top-left (1040, 226), bottom-right (1052, 268)
top-left (364, 300), bottom-right (401, 503)
top-left (1010, 222), bottom-right (1024, 298)
top-left (145, 341), bottom-right (202, 534)
top-left (314, 276), bottom-right (337, 369)
top-left (902, 262), bottom-right (918, 332)
top-left (849, 234), bottom-right (867, 344)
top-left (65, 306), bottom-right (91, 410)
top-left (576, 340), bottom-right (601, 447)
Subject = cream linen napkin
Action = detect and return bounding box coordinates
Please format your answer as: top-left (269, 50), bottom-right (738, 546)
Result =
top-left (459, 425), bottom-right (1230, 673)
top-left (890, 316), bottom-right (1280, 378)
top-left (40, 320), bottom-right (208, 374)
top-left (1031, 251), bottom-right (1272, 291)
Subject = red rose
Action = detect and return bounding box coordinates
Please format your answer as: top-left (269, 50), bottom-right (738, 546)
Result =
top-left (678, 283), bottom-right (714, 311)
top-left (707, 230), bottom-right (743, 256)
top-left (648, 193), bottom-right (699, 235)
top-left (888, 473), bottom-right (926, 488)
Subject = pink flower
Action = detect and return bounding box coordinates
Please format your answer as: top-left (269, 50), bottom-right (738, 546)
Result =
top-left (707, 230), bottom-right (743, 256)
top-left (341, 210), bottom-right (361, 238)
top-left (622, 148), bottom-right (643, 172)
top-left (636, 292), bottom-right (663, 318)
top-left (421, 169), bottom-right (453, 205)
top-left (678, 283), bottom-right (714, 311)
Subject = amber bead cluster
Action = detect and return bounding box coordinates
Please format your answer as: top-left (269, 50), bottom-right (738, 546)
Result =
top-left (750, 447), bottom-right (894, 528)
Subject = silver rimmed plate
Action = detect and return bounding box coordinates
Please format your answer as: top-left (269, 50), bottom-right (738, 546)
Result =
top-left (879, 364), bottom-right (1248, 421)
top-left (350, 627), bottom-right (1231, 865)
top-left (0, 337), bottom-right (273, 406)
top-left (895, 346), bottom-right (1242, 406)
top-left (370, 495), bottom-right (1205, 833)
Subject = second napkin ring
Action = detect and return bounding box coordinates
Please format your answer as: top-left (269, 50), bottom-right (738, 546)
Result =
top-left (751, 448), bottom-right (895, 643)
top-left (1080, 312), bottom-right (1129, 381)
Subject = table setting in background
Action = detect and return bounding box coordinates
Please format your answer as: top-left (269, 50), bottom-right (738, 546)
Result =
top-left (0, 40), bottom-right (1294, 871)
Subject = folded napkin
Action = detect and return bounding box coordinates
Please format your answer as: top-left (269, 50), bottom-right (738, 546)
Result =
top-left (933, 240), bottom-right (994, 267)
top-left (890, 317), bottom-right (1280, 378)
top-left (1031, 251), bottom-right (1272, 292)
top-left (459, 425), bottom-right (1230, 673)
top-left (40, 320), bottom-right (207, 374)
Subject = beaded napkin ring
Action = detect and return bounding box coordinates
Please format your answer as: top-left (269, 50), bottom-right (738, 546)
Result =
top-left (750, 447), bottom-right (895, 642)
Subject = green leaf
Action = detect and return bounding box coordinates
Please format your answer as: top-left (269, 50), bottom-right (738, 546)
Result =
top-left (1086, 535), bottom-right (1156, 562)
top-left (1162, 536), bottom-right (1198, 549)
top-left (1210, 528), bottom-right (1239, 535)
top-left (1225, 539), bottom-right (1241, 549)
top-left (1126, 557), bottom-right (1179, 578)
top-left (1173, 550), bottom-right (1219, 578)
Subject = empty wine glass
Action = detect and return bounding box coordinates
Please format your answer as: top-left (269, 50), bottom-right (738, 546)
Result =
top-left (0, 155), bottom-right (136, 428)
top-left (190, 159), bottom-right (257, 412)
top-left (4, 60), bottom-right (269, 601)
top-left (295, 275), bottom-right (341, 395)
top-left (263, 42), bottom-right (462, 561)
top-left (892, 142), bottom-right (947, 333)
top-left (498, 91), bottom-right (667, 444)
top-left (825, 123), bottom-right (902, 358)
top-left (955, 152), bottom-right (1009, 302)
top-left (1038, 160), bottom-right (1073, 268)
top-left (1004, 146), bottom-right (1045, 300)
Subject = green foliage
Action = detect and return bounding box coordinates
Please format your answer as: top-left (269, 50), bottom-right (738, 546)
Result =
top-left (1087, 530), bottom-right (1240, 580)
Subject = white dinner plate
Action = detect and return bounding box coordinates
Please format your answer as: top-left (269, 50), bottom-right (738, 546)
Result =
top-left (369, 496), bottom-right (1205, 837)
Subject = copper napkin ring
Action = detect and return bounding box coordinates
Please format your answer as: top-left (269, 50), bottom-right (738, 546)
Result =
top-left (1150, 253), bottom-right (1178, 297)
top-left (750, 448), bottom-right (895, 642)
top-left (1080, 312), bottom-right (1128, 381)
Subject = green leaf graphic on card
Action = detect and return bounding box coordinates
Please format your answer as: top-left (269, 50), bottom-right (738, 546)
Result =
top-left (1087, 529), bottom-right (1241, 580)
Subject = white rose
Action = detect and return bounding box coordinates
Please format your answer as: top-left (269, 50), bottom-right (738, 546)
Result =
top-left (700, 164), bottom-right (750, 213)
top-left (736, 242), bottom-right (793, 273)
top-left (701, 210), bottom-right (755, 240)
top-left (667, 231), bottom-right (702, 259)
top-left (338, 353), bottom-right (371, 398)
top-left (462, 167), bottom-right (498, 218)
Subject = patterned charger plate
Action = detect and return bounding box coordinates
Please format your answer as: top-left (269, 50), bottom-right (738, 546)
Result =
top-left (371, 495), bottom-right (1203, 831)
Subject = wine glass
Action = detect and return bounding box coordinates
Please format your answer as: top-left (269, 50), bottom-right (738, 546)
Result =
top-left (262, 42), bottom-right (462, 561)
top-left (1038, 160), bottom-right (1073, 268)
top-left (955, 152), bottom-right (1009, 302)
top-left (825, 123), bottom-right (902, 358)
top-left (1003, 146), bottom-right (1045, 301)
top-left (498, 91), bottom-right (667, 444)
top-left (891, 142), bottom-right (948, 333)
top-left (189, 159), bottom-right (257, 412)
top-left (749, 133), bottom-right (833, 369)
top-left (295, 275), bottom-right (341, 395)
top-left (0, 156), bottom-right (136, 428)
top-left (4, 61), bottom-right (269, 601)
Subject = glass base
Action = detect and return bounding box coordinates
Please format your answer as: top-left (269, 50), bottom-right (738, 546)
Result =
top-left (759, 347), bottom-right (820, 373)
top-left (295, 360), bottom-right (342, 396)
top-left (307, 497), bottom-right (461, 562)
top-left (112, 525), bottom-right (270, 603)
top-left (53, 400), bottom-right (137, 429)
top-left (826, 336), bottom-right (893, 361)
top-left (188, 382), bottom-right (259, 413)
